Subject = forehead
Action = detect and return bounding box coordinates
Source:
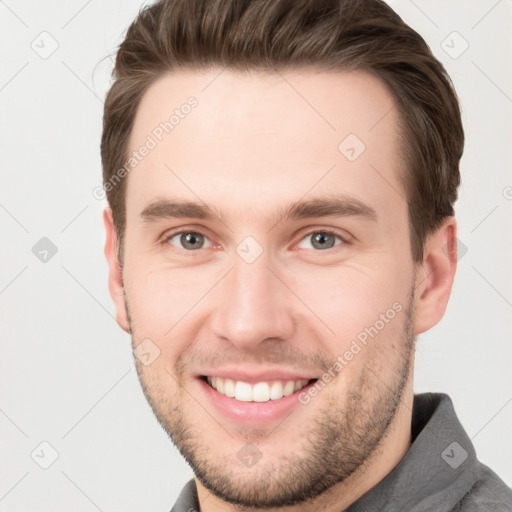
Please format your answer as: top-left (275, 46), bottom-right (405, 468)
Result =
top-left (126, 67), bottom-right (406, 227)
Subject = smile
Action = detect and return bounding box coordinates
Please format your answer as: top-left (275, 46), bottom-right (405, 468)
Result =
top-left (204, 376), bottom-right (314, 402)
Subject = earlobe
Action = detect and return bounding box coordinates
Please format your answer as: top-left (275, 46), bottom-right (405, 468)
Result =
top-left (413, 217), bottom-right (458, 335)
top-left (103, 207), bottom-right (131, 333)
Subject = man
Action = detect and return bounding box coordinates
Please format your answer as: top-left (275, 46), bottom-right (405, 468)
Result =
top-left (101, 0), bottom-right (512, 510)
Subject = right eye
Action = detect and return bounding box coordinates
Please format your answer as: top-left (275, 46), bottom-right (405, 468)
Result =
top-left (163, 230), bottom-right (214, 252)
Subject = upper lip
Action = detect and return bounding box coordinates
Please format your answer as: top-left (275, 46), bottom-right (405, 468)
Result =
top-left (199, 368), bottom-right (318, 384)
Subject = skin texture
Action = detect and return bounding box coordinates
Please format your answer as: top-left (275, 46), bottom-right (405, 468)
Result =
top-left (104, 68), bottom-right (458, 512)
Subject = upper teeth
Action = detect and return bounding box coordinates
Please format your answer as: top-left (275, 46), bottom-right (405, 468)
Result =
top-left (207, 376), bottom-right (310, 402)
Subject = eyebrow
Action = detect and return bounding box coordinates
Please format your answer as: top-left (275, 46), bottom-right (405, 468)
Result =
top-left (140, 195), bottom-right (377, 228)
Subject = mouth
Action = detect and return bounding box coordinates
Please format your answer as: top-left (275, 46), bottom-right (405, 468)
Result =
top-left (200, 375), bottom-right (318, 402)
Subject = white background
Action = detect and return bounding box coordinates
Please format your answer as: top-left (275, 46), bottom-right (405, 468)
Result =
top-left (0, 0), bottom-right (511, 510)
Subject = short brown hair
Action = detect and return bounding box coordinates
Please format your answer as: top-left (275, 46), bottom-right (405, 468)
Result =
top-left (101, 0), bottom-right (464, 265)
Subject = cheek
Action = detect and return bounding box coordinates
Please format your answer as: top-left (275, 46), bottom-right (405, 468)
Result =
top-left (123, 262), bottom-right (215, 340)
top-left (288, 260), bottom-right (408, 338)
top-left (295, 268), bottom-right (411, 392)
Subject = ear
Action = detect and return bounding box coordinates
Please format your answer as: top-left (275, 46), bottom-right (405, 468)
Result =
top-left (413, 216), bottom-right (458, 335)
top-left (103, 206), bottom-right (130, 333)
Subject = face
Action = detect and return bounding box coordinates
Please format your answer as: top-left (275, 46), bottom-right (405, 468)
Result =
top-left (105, 68), bottom-right (451, 508)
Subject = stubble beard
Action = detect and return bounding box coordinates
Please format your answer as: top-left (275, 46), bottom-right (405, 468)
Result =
top-left (129, 287), bottom-right (416, 508)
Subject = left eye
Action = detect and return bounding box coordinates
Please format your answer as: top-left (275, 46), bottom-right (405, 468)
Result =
top-left (165, 231), bottom-right (213, 251)
top-left (296, 230), bottom-right (344, 250)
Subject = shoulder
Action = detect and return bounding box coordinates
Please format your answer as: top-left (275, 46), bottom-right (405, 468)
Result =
top-left (449, 464), bottom-right (512, 512)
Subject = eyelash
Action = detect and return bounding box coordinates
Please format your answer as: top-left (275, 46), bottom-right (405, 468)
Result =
top-left (160, 228), bottom-right (350, 254)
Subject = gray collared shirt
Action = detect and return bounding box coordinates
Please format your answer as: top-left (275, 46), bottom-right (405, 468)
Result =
top-left (170, 393), bottom-right (512, 511)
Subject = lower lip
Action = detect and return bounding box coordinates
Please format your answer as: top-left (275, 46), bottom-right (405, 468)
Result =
top-left (196, 377), bottom-right (317, 424)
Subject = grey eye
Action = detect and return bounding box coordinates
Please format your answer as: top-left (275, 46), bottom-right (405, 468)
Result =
top-left (167, 232), bottom-right (212, 250)
top-left (297, 231), bottom-right (343, 251)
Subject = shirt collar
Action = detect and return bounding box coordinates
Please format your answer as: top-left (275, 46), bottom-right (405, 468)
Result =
top-left (346, 392), bottom-right (478, 511)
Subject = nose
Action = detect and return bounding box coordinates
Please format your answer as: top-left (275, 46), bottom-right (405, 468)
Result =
top-left (210, 253), bottom-right (296, 350)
